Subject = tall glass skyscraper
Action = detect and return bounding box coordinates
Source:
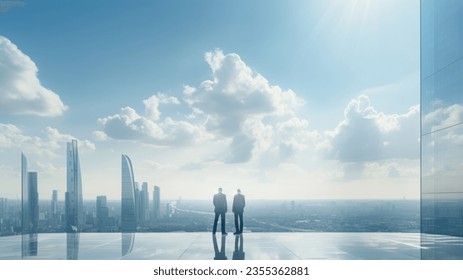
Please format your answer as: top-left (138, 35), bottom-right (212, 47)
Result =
top-left (20, 153), bottom-right (38, 234)
top-left (65, 140), bottom-right (83, 233)
top-left (20, 153), bottom-right (39, 258)
top-left (51, 190), bottom-right (58, 219)
top-left (153, 186), bottom-right (161, 219)
top-left (21, 153), bottom-right (29, 234)
top-left (140, 182), bottom-right (149, 224)
top-left (96, 195), bottom-right (109, 231)
top-left (121, 154), bottom-right (137, 232)
top-left (421, 0), bottom-right (463, 258)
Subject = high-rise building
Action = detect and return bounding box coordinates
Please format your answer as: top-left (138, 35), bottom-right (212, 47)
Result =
top-left (27, 172), bottom-right (39, 233)
top-left (153, 186), bottom-right (160, 219)
top-left (0, 197), bottom-right (6, 232)
top-left (121, 154), bottom-right (137, 232)
top-left (0, 197), bottom-right (6, 219)
top-left (65, 140), bottom-right (83, 232)
top-left (96, 195), bottom-right (109, 231)
top-left (21, 153), bottom-right (29, 233)
top-left (139, 182), bottom-right (149, 224)
top-left (421, 0), bottom-right (463, 258)
top-left (51, 190), bottom-right (58, 219)
top-left (134, 182), bottom-right (140, 223)
top-left (20, 154), bottom-right (39, 234)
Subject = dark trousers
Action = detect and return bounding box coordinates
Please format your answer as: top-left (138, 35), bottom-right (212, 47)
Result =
top-left (213, 212), bottom-right (226, 234)
top-left (234, 212), bottom-right (243, 233)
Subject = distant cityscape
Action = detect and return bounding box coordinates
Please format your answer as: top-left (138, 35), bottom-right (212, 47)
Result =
top-left (0, 197), bottom-right (420, 236)
top-left (0, 139), bottom-right (420, 236)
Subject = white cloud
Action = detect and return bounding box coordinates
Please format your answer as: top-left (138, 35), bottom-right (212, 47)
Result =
top-left (142, 92), bottom-right (181, 122)
top-left (183, 85), bottom-right (197, 96)
top-left (0, 1), bottom-right (25, 13)
top-left (157, 92), bottom-right (180, 105)
top-left (0, 123), bottom-right (95, 156)
top-left (97, 103), bottom-right (211, 146)
top-left (182, 49), bottom-right (308, 163)
top-left (92, 130), bottom-right (108, 141)
top-left (143, 95), bottom-right (162, 121)
top-left (98, 50), bottom-right (310, 164)
top-left (98, 106), bottom-right (166, 141)
top-left (318, 95), bottom-right (419, 162)
top-left (184, 49), bottom-right (304, 137)
top-left (0, 36), bottom-right (68, 116)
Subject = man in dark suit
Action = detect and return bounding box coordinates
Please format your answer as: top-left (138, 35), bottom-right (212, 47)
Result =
top-left (232, 189), bottom-right (245, 234)
top-left (212, 187), bottom-right (227, 235)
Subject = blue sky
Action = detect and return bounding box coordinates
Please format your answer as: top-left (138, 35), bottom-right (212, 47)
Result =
top-left (0, 0), bottom-right (420, 200)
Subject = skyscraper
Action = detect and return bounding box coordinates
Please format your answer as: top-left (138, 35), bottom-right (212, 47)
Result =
top-left (20, 154), bottom-right (38, 234)
top-left (421, 0), bottom-right (463, 258)
top-left (65, 140), bottom-right (83, 233)
top-left (121, 154), bottom-right (137, 232)
top-left (153, 186), bottom-right (160, 219)
top-left (139, 182), bottom-right (149, 224)
top-left (134, 182), bottom-right (140, 223)
top-left (0, 198), bottom-right (7, 232)
top-left (27, 172), bottom-right (39, 233)
top-left (0, 198), bottom-right (6, 219)
top-left (96, 195), bottom-right (109, 231)
top-left (51, 190), bottom-right (58, 219)
top-left (21, 153), bottom-right (29, 233)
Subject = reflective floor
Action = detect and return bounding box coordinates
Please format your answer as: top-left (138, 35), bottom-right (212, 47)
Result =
top-left (0, 232), bottom-right (461, 260)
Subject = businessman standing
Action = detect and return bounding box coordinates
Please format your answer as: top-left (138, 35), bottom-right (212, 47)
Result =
top-left (232, 189), bottom-right (245, 235)
top-left (212, 187), bottom-right (227, 235)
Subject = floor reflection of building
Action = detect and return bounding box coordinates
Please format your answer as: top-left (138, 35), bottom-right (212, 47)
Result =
top-left (21, 233), bottom-right (37, 258)
top-left (67, 232), bottom-right (79, 260)
top-left (232, 235), bottom-right (245, 260)
top-left (212, 234), bottom-right (227, 260)
top-left (121, 232), bottom-right (135, 257)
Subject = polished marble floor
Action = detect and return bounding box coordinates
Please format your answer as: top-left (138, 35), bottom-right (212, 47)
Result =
top-left (0, 232), bottom-right (463, 260)
top-left (0, 232), bottom-right (460, 260)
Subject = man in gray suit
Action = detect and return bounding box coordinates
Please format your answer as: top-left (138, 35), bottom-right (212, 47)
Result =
top-left (212, 188), bottom-right (227, 235)
top-left (232, 189), bottom-right (245, 235)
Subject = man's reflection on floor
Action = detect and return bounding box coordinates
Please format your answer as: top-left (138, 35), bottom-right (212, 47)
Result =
top-left (212, 234), bottom-right (227, 260)
top-left (232, 234), bottom-right (245, 260)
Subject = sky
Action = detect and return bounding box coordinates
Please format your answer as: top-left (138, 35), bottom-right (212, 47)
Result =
top-left (0, 0), bottom-right (420, 201)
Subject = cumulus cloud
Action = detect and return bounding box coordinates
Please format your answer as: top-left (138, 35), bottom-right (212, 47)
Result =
top-left (183, 49), bottom-right (307, 163)
top-left (0, 36), bottom-right (68, 116)
top-left (0, 123), bottom-right (95, 156)
top-left (97, 94), bottom-right (211, 146)
top-left (97, 50), bottom-right (309, 163)
top-left (184, 49), bottom-right (304, 136)
top-left (317, 95), bottom-right (419, 162)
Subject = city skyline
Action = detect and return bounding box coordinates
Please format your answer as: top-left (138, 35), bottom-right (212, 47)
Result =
top-left (0, 0), bottom-right (420, 200)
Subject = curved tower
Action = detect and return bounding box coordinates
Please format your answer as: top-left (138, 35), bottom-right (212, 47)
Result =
top-left (65, 140), bottom-right (83, 232)
top-left (121, 154), bottom-right (137, 232)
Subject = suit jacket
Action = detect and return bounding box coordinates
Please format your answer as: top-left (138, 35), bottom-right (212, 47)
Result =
top-left (213, 193), bottom-right (227, 213)
top-left (232, 193), bottom-right (245, 213)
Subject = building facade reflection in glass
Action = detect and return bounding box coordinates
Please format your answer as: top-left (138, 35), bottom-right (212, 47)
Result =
top-left (421, 0), bottom-right (463, 259)
top-left (65, 140), bottom-right (84, 233)
top-left (121, 154), bottom-right (137, 232)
